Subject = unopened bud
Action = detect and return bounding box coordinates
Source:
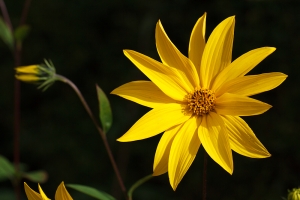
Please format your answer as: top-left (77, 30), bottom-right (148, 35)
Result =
top-left (288, 188), bottom-right (300, 200)
top-left (15, 60), bottom-right (57, 91)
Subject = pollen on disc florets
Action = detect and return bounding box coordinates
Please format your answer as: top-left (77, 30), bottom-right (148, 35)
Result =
top-left (186, 87), bottom-right (216, 116)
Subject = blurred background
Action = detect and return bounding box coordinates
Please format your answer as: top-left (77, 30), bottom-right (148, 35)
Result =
top-left (0, 0), bottom-right (298, 199)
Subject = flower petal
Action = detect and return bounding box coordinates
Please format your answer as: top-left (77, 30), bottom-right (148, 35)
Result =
top-left (198, 112), bottom-right (233, 174)
top-left (24, 183), bottom-right (42, 200)
top-left (153, 124), bottom-right (181, 176)
top-left (212, 47), bottom-right (276, 91)
top-left (15, 74), bottom-right (40, 82)
top-left (117, 103), bottom-right (191, 142)
top-left (38, 184), bottom-right (50, 200)
top-left (189, 13), bottom-right (206, 77)
top-left (55, 182), bottom-right (73, 200)
top-left (216, 72), bottom-right (287, 96)
top-left (200, 16), bottom-right (235, 88)
top-left (15, 65), bottom-right (38, 73)
top-left (215, 93), bottom-right (272, 116)
top-left (111, 81), bottom-right (175, 108)
top-left (124, 50), bottom-right (188, 101)
top-left (168, 116), bottom-right (201, 190)
top-left (156, 20), bottom-right (199, 88)
top-left (222, 115), bottom-right (270, 158)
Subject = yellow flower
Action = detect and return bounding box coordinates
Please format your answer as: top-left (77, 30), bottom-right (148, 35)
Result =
top-left (24, 182), bottom-right (73, 200)
top-left (112, 13), bottom-right (287, 190)
top-left (15, 60), bottom-right (57, 90)
top-left (15, 65), bottom-right (42, 82)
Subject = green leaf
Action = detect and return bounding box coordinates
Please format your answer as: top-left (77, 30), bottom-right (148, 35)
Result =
top-left (0, 18), bottom-right (14, 50)
top-left (96, 85), bottom-right (113, 134)
top-left (67, 184), bottom-right (115, 200)
top-left (22, 170), bottom-right (48, 183)
top-left (0, 155), bottom-right (15, 181)
top-left (14, 25), bottom-right (30, 43)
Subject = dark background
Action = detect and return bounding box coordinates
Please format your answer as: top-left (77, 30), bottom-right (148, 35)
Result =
top-left (0, 0), bottom-right (298, 199)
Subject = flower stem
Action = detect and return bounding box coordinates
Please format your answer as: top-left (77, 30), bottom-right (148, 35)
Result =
top-left (203, 151), bottom-right (207, 200)
top-left (55, 75), bottom-right (128, 200)
top-left (0, 1), bottom-right (22, 200)
top-left (128, 174), bottom-right (153, 200)
top-left (19, 0), bottom-right (32, 26)
top-left (12, 1), bottom-right (33, 200)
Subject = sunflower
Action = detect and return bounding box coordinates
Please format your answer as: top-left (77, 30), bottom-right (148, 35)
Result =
top-left (24, 182), bottom-right (73, 200)
top-left (112, 13), bottom-right (287, 190)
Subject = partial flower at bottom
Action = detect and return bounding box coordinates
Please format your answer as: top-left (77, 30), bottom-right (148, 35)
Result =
top-left (111, 13), bottom-right (287, 190)
top-left (24, 182), bottom-right (73, 200)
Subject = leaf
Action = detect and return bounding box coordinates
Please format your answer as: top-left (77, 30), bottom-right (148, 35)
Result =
top-left (14, 25), bottom-right (30, 43)
top-left (0, 18), bottom-right (14, 50)
top-left (96, 85), bottom-right (113, 134)
top-left (0, 155), bottom-right (15, 181)
top-left (66, 184), bottom-right (116, 200)
top-left (22, 170), bottom-right (48, 183)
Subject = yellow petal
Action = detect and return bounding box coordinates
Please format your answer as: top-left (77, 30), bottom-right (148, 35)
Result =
top-left (216, 72), bottom-right (287, 96)
top-left (200, 16), bottom-right (235, 88)
top-left (117, 103), bottom-right (191, 142)
top-left (212, 47), bottom-right (276, 91)
top-left (222, 115), bottom-right (270, 158)
top-left (15, 65), bottom-right (39, 74)
top-left (198, 112), bottom-right (233, 174)
top-left (156, 21), bottom-right (199, 89)
top-left (24, 183), bottom-right (43, 200)
top-left (38, 184), bottom-right (50, 200)
top-left (189, 13), bottom-right (206, 77)
top-left (124, 50), bottom-right (188, 101)
top-left (153, 124), bottom-right (181, 176)
top-left (15, 74), bottom-right (40, 82)
top-left (55, 182), bottom-right (73, 200)
top-left (215, 93), bottom-right (272, 116)
top-left (168, 116), bottom-right (201, 190)
top-left (111, 81), bottom-right (175, 108)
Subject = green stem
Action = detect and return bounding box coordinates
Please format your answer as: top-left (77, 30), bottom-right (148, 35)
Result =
top-left (128, 174), bottom-right (153, 200)
top-left (55, 75), bottom-right (128, 200)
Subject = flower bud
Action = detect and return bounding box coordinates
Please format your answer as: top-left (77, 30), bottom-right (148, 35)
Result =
top-left (288, 188), bottom-right (300, 200)
top-left (15, 60), bottom-right (57, 91)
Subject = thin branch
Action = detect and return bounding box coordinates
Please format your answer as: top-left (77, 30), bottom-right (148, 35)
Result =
top-left (19, 0), bottom-right (32, 26)
top-left (128, 174), bottom-right (153, 200)
top-left (56, 75), bottom-right (128, 200)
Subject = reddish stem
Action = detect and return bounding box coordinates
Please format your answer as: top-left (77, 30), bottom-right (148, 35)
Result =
top-left (56, 75), bottom-right (128, 200)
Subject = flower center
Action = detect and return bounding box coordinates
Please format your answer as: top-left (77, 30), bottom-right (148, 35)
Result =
top-left (186, 87), bottom-right (216, 116)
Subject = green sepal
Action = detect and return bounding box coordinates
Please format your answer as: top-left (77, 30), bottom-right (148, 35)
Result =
top-left (66, 184), bottom-right (115, 200)
top-left (0, 18), bottom-right (14, 51)
top-left (96, 85), bottom-right (113, 134)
